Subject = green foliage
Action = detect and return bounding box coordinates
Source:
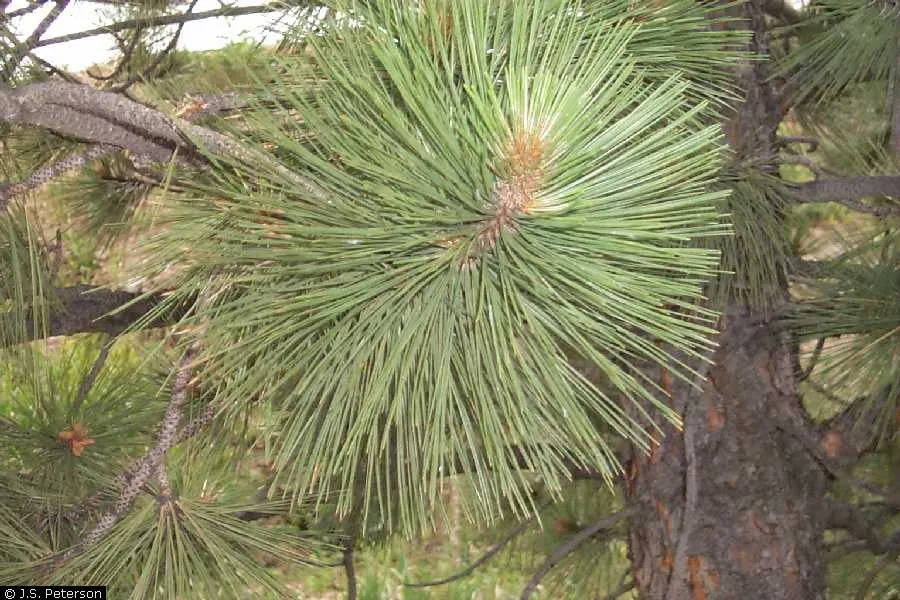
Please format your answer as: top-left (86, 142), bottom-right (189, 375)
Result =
top-left (46, 155), bottom-right (155, 253)
top-left (793, 229), bottom-right (900, 443)
top-left (144, 0), bottom-right (738, 533)
top-left (0, 337), bottom-right (168, 549)
top-left (710, 166), bottom-right (791, 310)
top-left (775, 0), bottom-right (899, 106)
top-left (45, 459), bottom-right (335, 599)
top-left (0, 337), bottom-right (337, 596)
top-left (0, 208), bottom-right (56, 346)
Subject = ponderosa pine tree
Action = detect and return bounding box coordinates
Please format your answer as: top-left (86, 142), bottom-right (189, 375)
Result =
top-left (0, 1), bottom-right (898, 599)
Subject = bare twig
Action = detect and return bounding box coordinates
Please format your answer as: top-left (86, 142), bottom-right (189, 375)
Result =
top-left (519, 510), bottom-right (630, 600)
top-left (404, 502), bottom-right (549, 588)
top-left (25, 49), bottom-right (79, 82)
top-left (778, 155), bottom-right (823, 179)
top-left (601, 572), bottom-right (636, 600)
top-left (73, 336), bottom-right (112, 412)
top-left (3, 0), bottom-right (68, 77)
top-left (853, 549), bottom-right (897, 600)
top-left (665, 396), bottom-right (698, 600)
top-left (3, 1), bottom-right (49, 21)
top-left (32, 2), bottom-right (297, 49)
top-left (343, 543), bottom-right (357, 600)
top-left (109, 0), bottom-right (199, 93)
top-left (799, 337), bottom-right (825, 381)
top-left (0, 22), bottom-right (78, 82)
top-left (86, 25), bottom-right (144, 82)
top-left (775, 135), bottom-right (819, 153)
top-left (890, 50), bottom-right (900, 156)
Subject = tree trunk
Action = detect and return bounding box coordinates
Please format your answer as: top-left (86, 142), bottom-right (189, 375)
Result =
top-left (626, 2), bottom-right (829, 598)
top-left (626, 305), bottom-right (828, 599)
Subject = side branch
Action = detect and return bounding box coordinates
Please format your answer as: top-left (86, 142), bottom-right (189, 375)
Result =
top-left (819, 384), bottom-right (898, 467)
top-left (788, 176), bottom-right (900, 217)
top-left (0, 145), bottom-right (115, 209)
top-left (2, 284), bottom-right (189, 347)
top-left (404, 502), bottom-right (548, 588)
top-left (61, 346), bottom-right (197, 561)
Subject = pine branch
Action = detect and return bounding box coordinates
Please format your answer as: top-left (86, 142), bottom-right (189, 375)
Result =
top-left (0, 80), bottom-right (320, 194)
top-left (63, 382), bottom-right (216, 526)
top-left (519, 510), bottom-right (630, 600)
top-left (31, 2), bottom-right (300, 50)
top-left (0, 88), bottom-right (251, 206)
top-left (173, 399), bottom-right (218, 444)
top-left (62, 346), bottom-right (197, 561)
top-left (1, 284), bottom-right (190, 348)
top-left (0, 82), bottom-right (193, 163)
top-left (788, 176), bottom-right (900, 217)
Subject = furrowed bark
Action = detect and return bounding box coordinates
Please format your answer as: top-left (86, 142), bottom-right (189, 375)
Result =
top-left (626, 310), bottom-right (828, 599)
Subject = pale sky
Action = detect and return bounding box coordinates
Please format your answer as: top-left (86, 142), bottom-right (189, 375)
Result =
top-left (6, 0), bottom-right (299, 70)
